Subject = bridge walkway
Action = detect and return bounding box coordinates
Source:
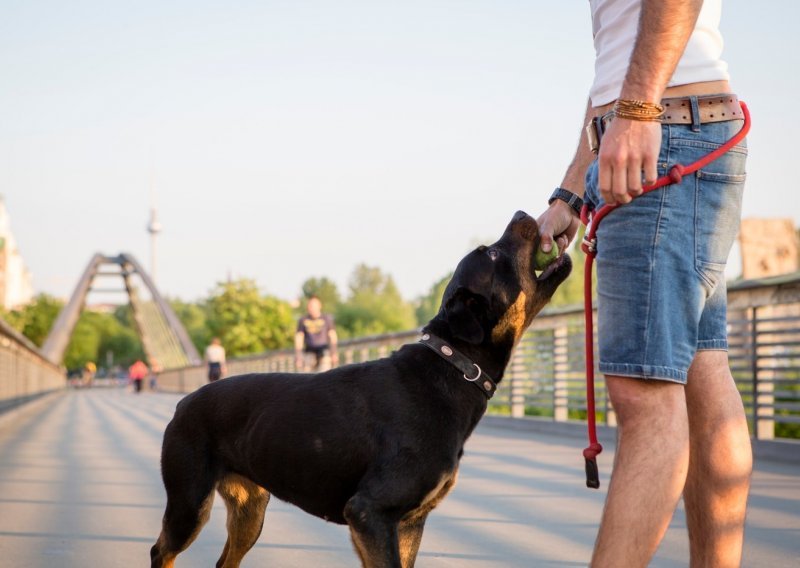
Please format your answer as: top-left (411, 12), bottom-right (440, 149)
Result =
top-left (0, 388), bottom-right (797, 567)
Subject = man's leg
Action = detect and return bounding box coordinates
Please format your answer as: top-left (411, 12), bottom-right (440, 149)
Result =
top-left (592, 376), bottom-right (690, 568)
top-left (683, 350), bottom-right (752, 567)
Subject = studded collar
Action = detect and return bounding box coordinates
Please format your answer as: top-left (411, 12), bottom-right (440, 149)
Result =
top-left (418, 332), bottom-right (497, 399)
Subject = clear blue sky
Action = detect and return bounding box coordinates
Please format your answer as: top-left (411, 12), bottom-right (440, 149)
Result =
top-left (1, 1), bottom-right (795, 303)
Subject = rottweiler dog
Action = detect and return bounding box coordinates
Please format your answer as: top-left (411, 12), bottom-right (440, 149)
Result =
top-left (151, 211), bottom-right (571, 568)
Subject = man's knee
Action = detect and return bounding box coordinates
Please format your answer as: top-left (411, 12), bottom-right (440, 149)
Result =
top-left (606, 375), bottom-right (686, 427)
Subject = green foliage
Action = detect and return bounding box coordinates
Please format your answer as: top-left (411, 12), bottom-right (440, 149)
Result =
top-left (1, 293), bottom-right (63, 346)
top-left (169, 298), bottom-right (212, 354)
top-left (300, 277), bottom-right (341, 314)
top-left (205, 278), bottom-right (295, 356)
top-left (63, 310), bottom-right (144, 370)
top-left (335, 264), bottom-right (417, 338)
top-left (549, 225), bottom-right (595, 308)
top-left (415, 272), bottom-right (452, 326)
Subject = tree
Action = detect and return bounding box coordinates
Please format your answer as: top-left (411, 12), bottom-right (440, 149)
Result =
top-left (169, 298), bottom-right (212, 354)
top-left (548, 225), bottom-right (595, 308)
top-left (63, 310), bottom-right (144, 370)
top-left (300, 277), bottom-right (341, 313)
top-left (205, 278), bottom-right (295, 356)
top-left (1, 293), bottom-right (63, 347)
top-left (415, 272), bottom-right (452, 326)
top-left (335, 264), bottom-right (417, 338)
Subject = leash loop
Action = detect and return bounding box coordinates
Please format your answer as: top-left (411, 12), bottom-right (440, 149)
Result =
top-left (579, 101), bottom-right (751, 490)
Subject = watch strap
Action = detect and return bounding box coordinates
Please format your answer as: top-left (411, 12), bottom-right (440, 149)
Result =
top-left (549, 187), bottom-right (583, 216)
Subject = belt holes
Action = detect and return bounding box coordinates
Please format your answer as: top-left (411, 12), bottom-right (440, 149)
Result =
top-left (721, 112), bottom-right (726, 116)
top-left (683, 115), bottom-right (688, 119)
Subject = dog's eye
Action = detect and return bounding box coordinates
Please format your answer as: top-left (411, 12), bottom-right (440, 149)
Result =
top-left (487, 248), bottom-right (499, 261)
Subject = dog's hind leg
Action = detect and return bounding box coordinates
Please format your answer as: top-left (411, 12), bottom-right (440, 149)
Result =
top-left (150, 484), bottom-right (215, 568)
top-left (344, 494), bottom-right (402, 568)
top-left (215, 473), bottom-right (270, 568)
top-left (151, 429), bottom-right (217, 568)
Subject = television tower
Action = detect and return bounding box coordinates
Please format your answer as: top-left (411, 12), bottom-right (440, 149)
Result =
top-left (147, 185), bottom-right (162, 284)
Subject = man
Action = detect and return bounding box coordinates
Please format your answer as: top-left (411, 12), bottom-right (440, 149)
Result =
top-left (295, 296), bottom-right (339, 372)
top-left (536, 1), bottom-right (752, 566)
top-left (205, 337), bottom-right (227, 382)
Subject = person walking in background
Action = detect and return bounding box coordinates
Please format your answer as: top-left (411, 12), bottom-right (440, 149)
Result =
top-left (128, 359), bottom-right (148, 393)
top-left (82, 360), bottom-right (96, 388)
top-left (536, 1), bottom-right (751, 566)
top-left (205, 337), bottom-right (227, 382)
top-left (295, 296), bottom-right (339, 372)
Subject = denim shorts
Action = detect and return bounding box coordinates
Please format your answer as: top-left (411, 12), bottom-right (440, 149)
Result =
top-left (583, 116), bottom-right (747, 383)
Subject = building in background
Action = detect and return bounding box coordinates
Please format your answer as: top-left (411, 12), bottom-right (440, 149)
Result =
top-left (0, 196), bottom-right (34, 310)
top-left (738, 218), bottom-right (800, 279)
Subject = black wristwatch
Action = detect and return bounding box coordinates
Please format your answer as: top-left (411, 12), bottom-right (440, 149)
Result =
top-left (549, 187), bottom-right (583, 216)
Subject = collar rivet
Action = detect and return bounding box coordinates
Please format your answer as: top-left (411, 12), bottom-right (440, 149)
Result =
top-left (441, 346), bottom-right (453, 356)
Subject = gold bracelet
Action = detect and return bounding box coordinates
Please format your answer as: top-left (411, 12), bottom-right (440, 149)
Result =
top-left (613, 99), bottom-right (665, 122)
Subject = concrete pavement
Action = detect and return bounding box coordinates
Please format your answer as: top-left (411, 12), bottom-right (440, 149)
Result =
top-left (0, 388), bottom-right (798, 567)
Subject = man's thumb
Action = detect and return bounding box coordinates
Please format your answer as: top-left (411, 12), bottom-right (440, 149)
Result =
top-left (539, 233), bottom-right (553, 253)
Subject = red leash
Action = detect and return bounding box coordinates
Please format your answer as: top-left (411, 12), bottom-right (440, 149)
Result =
top-left (578, 101), bottom-right (751, 489)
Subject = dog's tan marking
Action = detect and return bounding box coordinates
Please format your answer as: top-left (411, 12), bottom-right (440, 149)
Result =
top-left (216, 474), bottom-right (270, 568)
top-left (491, 291), bottom-right (528, 343)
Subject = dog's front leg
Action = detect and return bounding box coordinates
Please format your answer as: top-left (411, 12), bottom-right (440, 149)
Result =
top-left (344, 494), bottom-right (402, 568)
top-left (398, 512), bottom-right (428, 568)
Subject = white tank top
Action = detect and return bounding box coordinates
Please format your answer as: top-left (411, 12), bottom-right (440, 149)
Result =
top-left (588, 0), bottom-right (730, 106)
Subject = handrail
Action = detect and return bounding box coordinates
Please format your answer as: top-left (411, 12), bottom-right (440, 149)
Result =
top-left (156, 273), bottom-right (800, 441)
top-left (0, 317), bottom-right (65, 413)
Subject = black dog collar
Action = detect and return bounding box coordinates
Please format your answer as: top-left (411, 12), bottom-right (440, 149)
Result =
top-left (419, 333), bottom-right (497, 399)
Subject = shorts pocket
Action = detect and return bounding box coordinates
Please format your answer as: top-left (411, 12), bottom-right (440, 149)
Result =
top-left (694, 169), bottom-right (746, 290)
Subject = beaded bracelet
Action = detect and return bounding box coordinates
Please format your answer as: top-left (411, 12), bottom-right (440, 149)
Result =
top-left (613, 99), bottom-right (664, 121)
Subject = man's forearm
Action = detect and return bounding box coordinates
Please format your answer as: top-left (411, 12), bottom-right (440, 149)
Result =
top-left (621, 0), bottom-right (704, 102)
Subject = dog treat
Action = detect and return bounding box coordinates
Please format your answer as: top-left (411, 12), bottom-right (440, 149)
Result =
top-left (534, 246), bottom-right (559, 271)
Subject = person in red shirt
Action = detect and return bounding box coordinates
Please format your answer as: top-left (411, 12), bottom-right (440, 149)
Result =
top-left (128, 360), bottom-right (148, 393)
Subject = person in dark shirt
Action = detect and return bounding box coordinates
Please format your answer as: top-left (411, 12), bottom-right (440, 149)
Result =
top-left (294, 296), bottom-right (338, 372)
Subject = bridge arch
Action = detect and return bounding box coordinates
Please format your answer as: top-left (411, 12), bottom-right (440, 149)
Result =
top-left (41, 253), bottom-right (200, 369)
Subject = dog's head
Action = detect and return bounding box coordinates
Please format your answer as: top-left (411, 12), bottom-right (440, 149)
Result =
top-left (431, 210), bottom-right (572, 349)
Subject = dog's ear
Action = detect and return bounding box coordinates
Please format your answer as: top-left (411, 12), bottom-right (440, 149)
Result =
top-left (445, 290), bottom-right (485, 344)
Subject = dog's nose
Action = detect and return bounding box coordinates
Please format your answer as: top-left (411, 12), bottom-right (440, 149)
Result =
top-left (512, 210), bottom-right (531, 223)
top-left (505, 210), bottom-right (537, 241)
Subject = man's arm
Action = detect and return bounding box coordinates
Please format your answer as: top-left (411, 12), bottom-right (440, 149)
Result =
top-left (294, 331), bottom-right (305, 369)
top-left (599, 0), bottom-right (703, 205)
top-left (537, 98), bottom-right (594, 254)
top-left (328, 328), bottom-right (339, 366)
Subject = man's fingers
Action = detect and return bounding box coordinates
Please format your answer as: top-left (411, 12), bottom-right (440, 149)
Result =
top-left (643, 156), bottom-right (658, 188)
top-left (556, 234), bottom-right (569, 254)
top-left (627, 160), bottom-right (644, 197)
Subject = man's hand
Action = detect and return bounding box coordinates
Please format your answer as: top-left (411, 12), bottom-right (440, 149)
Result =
top-left (537, 200), bottom-right (581, 255)
top-left (597, 117), bottom-right (661, 205)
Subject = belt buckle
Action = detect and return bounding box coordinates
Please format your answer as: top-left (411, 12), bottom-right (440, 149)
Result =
top-left (585, 116), bottom-right (603, 154)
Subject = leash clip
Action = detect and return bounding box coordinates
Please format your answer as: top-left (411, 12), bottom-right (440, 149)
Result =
top-left (581, 234), bottom-right (597, 255)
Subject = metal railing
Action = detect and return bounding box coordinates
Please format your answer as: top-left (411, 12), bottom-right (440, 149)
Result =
top-left (0, 319), bottom-right (65, 413)
top-left (157, 272), bottom-right (800, 441)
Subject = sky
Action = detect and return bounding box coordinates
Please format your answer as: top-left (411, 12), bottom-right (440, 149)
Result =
top-left (1, 0), bottom-right (797, 305)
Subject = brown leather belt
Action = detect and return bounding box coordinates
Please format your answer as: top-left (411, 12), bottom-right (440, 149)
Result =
top-left (586, 93), bottom-right (742, 154)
